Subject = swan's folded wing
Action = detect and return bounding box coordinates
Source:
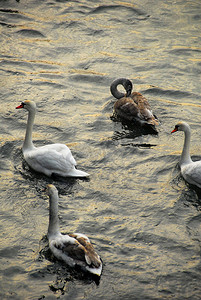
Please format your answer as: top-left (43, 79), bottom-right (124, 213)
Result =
top-left (25, 144), bottom-right (76, 173)
top-left (115, 98), bottom-right (139, 118)
top-left (121, 102), bottom-right (139, 116)
top-left (51, 234), bottom-right (102, 272)
top-left (131, 92), bottom-right (151, 109)
top-left (59, 240), bottom-right (87, 263)
top-left (69, 233), bottom-right (101, 268)
top-left (50, 236), bottom-right (86, 263)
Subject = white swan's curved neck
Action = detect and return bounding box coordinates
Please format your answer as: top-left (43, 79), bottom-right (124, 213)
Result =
top-left (23, 109), bottom-right (35, 151)
top-left (180, 127), bottom-right (192, 166)
top-left (48, 195), bottom-right (60, 237)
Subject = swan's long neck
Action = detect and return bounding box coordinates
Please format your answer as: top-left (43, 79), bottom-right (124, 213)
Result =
top-left (180, 126), bottom-right (192, 166)
top-left (110, 78), bottom-right (127, 99)
top-left (48, 193), bottom-right (60, 237)
top-left (23, 109), bottom-right (35, 151)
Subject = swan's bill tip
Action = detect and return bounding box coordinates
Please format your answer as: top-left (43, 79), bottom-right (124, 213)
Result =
top-left (16, 103), bottom-right (24, 109)
top-left (171, 128), bottom-right (177, 133)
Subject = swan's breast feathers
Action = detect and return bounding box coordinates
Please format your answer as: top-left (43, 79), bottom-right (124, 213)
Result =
top-left (181, 161), bottom-right (201, 188)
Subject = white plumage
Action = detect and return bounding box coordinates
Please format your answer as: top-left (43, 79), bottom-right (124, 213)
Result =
top-left (171, 121), bottom-right (201, 188)
top-left (16, 100), bottom-right (89, 177)
top-left (47, 184), bottom-right (102, 276)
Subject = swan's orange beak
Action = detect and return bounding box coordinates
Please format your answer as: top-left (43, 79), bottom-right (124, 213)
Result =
top-left (171, 127), bottom-right (178, 133)
top-left (16, 103), bottom-right (24, 109)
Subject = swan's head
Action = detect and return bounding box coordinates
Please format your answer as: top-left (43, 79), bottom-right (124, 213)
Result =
top-left (123, 79), bottom-right (133, 97)
top-left (16, 100), bottom-right (36, 112)
top-left (110, 78), bottom-right (133, 99)
top-left (46, 184), bottom-right (58, 197)
top-left (171, 121), bottom-right (191, 133)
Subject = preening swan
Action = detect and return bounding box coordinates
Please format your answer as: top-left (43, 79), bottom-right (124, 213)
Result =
top-left (16, 100), bottom-right (89, 177)
top-left (110, 78), bottom-right (158, 128)
top-left (47, 184), bottom-right (102, 276)
top-left (171, 121), bottom-right (201, 188)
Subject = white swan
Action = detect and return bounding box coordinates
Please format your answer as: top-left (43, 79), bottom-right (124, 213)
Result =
top-left (110, 78), bottom-right (158, 128)
top-left (16, 100), bottom-right (89, 177)
top-left (47, 184), bottom-right (102, 276)
top-left (171, 121), bottom-right (201, 188)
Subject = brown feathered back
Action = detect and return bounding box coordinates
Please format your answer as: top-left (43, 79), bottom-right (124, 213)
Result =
top-left (69, 234), bottom-right (101, 268)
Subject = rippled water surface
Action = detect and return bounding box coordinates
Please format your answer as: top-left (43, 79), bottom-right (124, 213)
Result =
top-left (1, 0), bottom-right (201, 299)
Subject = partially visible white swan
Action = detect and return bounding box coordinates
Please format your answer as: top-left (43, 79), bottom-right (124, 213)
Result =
top-left (16, 100), bottom-right (89, 177)
top-left (110, 78), bottom-right (158, 128)
top-left (47, 184), bottom-right (102, 276)
top-left (171, 121), bottom-right (201, 188)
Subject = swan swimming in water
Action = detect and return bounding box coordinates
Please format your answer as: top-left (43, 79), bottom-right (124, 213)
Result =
top-left (171, 121), bottom-right (201, 188)
top-left (47, 184), bottom-right (102, 276)
top-left (110, 78), bottom-right (158, 129)
top-left (16, 100), bottom-right (89, 177)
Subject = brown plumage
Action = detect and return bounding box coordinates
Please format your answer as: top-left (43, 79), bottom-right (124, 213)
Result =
top-left (69, 234), bottom-right (101, 268)
top-left (110, 78), bottom-right (158, 127)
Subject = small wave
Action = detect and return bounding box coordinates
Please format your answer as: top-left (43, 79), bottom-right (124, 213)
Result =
top-left (0, 8), bottom-right (19, 14)
top-left (169, 48), bottom-right (201, 55)
top-left (85, 28), bottom-right (105, 36)
top-left (142, 87), bottom-right (199, 99)
top-left (69, 73), bottom-right (105, 84)
top-left (16, 29), bottom-right (45, 38)
top-left (30, 80), bottom-right (65, 89)
top-left (88, 4), bottom-right (147, 17)
top-left (0, 22), bottom-right (16, 28)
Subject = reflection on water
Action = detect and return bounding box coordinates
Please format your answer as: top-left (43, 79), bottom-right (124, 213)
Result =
top-left (0, 0), bottom-right (201, 299)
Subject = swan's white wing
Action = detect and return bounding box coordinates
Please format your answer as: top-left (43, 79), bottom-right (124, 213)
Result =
top-left (182, 161), bottom-right (201, 187)
top-left (42, 144), bottom-right (77, 165)
top-left (24, 144), bottom-right (76, 174)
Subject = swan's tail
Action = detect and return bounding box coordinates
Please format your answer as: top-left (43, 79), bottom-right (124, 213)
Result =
top-left (86, 264), bottom-right (102, 277)
top-left (66, 168), bottom-right (90, 178)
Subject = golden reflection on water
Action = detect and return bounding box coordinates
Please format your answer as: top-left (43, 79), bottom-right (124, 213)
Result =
top-left (99, 51), bottom-right (127, 58)
top-left (1, 0), bottom-right (201, 298)
top-left (172, 46), bottom-right (201, 51)
top-left (70, 68), bottom-right (106, 76)
top-left (189, 58), bottom-right (201, 62)
top-left (115, 1), bottom-right (137, 8)
top-left (17, 38), bottom-right (52, 43)
top-left (156, 97), bottom-right (201, 108)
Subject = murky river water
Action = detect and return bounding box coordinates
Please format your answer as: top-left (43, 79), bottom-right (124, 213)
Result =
top-left (0, 0), bottom-right (201, 299)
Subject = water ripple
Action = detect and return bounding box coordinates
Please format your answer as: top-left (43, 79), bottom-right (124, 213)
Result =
top-left (0, 0), bottom-right (201, 299)
top-left (16, 29), bottom-right (45, 38)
